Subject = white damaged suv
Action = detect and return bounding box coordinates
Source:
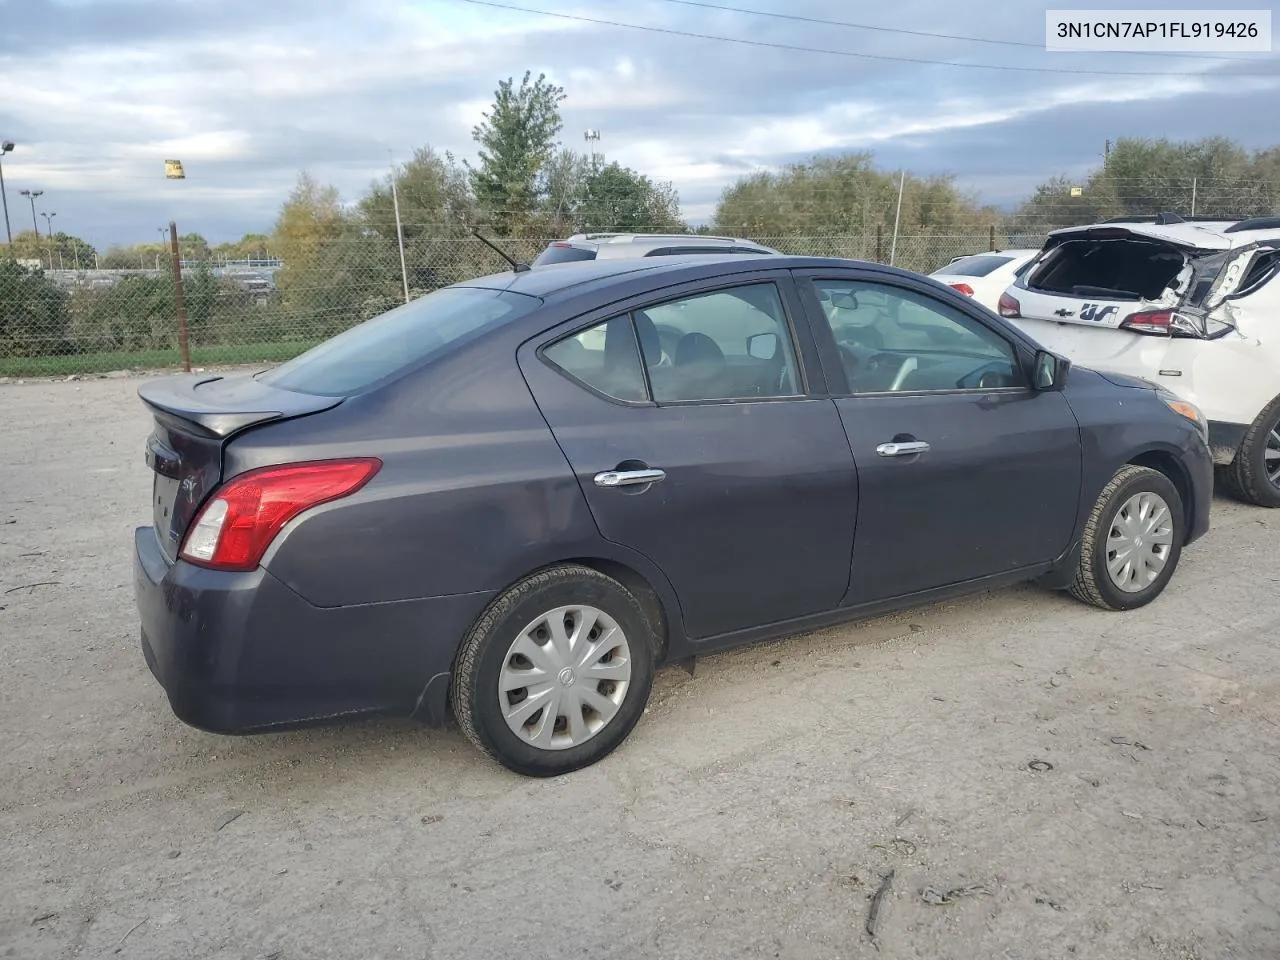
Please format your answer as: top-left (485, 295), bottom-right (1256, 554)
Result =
top-left (998, 214), bottom-right (1280, 505)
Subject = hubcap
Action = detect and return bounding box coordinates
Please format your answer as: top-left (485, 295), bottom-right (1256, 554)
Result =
top-left (1106, 491), bottom-right (1174, 593)
top-left (498, 605), bottom-right (632, 751)
top-left (1265, 427), bottom-right (1280, 488)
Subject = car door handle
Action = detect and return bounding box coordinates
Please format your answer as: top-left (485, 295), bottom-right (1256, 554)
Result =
top-left (876, 441), bottom-right (931, 457)
top-left (594, 468), bottom-right (667, 488)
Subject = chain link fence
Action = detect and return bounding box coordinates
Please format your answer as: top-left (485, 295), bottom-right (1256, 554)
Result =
top-left (0, 231), bottom-right (1035, 377)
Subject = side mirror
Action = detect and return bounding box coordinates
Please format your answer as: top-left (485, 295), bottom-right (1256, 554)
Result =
top-left (1033, 349), bottom-right (1070, 391)
top-left (747, 332), bottom-right (780, 361)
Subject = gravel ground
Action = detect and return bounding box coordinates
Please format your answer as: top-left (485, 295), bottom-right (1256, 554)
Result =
top-left (2, 374), bottom-right (1279, 960)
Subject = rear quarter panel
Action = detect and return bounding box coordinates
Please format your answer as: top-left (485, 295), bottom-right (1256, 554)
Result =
top-left (219, 330), bottom-right (604, 608)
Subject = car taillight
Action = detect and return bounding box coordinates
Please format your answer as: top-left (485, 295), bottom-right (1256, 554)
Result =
top-left (998, 292), bottom-right (1021, 318)
top-left (949, 283), bottom-right (975, 296)
top-left (180, 458), bottom-right (381, 571)
top-left (1119, 309), bottom-right (1206, 339)
top-left (1120, 310), bottom-right (1173, 336)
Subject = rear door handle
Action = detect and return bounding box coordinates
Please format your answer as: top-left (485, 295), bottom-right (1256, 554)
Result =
top-left (594, 468), bottom-right (667, 488)
top-left (876, 441), bottom-right (930, 458)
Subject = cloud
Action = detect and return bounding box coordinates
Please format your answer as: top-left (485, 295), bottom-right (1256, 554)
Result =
top-left (0, 0), bottom-right (1276, 245)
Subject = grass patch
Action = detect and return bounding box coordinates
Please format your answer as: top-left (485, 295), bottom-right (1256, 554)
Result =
top-left (0, 341), bottom-right (320, 378)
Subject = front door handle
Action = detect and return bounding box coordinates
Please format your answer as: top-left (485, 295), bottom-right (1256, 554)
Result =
top-left (876, 440), bottom-right (930, 458)
top-left (594, 468), bottom-right (667, 488)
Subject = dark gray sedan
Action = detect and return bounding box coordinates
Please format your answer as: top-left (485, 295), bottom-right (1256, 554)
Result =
top-left (134, 255), bottom-right (1213, 776)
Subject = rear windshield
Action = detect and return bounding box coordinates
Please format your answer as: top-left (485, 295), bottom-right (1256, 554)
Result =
top-left (259, 287), bottom-right (540, 396)
top-left (1027, 238), bottom-right (1185, 301)
top-left (938, 254), bottom-right (1015, 277)
top-left (533, 244), bottom-right (598, 266)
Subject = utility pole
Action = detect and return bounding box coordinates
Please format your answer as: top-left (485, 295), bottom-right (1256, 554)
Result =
top-left (388, 155), bottom-right (409, 304)
top-left (41, 211), bottom-right (56, 268)
top-left (889, 170), bottom-right (906, 267)
top-left (168, 221), bottom-right (192, 372)
top-left (0, 141), bottom-right (14, 245)
top-left (20, 188), bottom-right (42, 238)
top-left (1190, 177), bottom-right (1198, 217)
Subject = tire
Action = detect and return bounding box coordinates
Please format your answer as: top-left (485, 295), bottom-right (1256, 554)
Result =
top-left (1069, 465), bottom-right (1185, 611)
top-left (1218, 398), bottom-right (1280, 508)
top-left (451, 564), bottom-right (656, 777)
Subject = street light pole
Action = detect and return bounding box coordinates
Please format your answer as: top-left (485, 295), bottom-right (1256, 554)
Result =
top-left (41, 211), bottom-right (57, 269)
top-left (20, 189), bottom-right (43, 239)
top-left (0, 141), bottom-right (14, 245)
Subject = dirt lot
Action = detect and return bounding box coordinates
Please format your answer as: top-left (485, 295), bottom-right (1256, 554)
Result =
top-left (1, 373), bottom-right (1278, 960)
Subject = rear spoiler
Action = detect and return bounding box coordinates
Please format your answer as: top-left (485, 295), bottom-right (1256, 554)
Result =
top-left (138, 373), bottom-right (342, 438)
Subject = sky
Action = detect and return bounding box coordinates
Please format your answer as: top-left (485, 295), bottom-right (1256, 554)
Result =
top-left (1, 0), bottom-right (1277, 248)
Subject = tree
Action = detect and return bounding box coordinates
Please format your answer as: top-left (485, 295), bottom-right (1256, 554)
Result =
top-left (468, 71), bottom-right (567, 233)
top-left (98, 244), bottom-right (168, 270)
top-left (177, 232), bottom-right (212, 261)
top-left (274, 172), bottom-right (346, 264)
top-left (577, 162), bottom-right (684, 232)
top-left (1011, 137), bottom-right (1280, 234)
top-left (1006, 175), bottom-right (1119, 235)
top-left (712, 153), bottom-right (995, 268)
top-left (4, 229), bottom-right (97, 269)
top-left (359, 147), bottom-right (478, 293)
top-left (0, 259), bottom-right (72, 356)
top-left (213, 234), bottom-right (273, 261)
top-left (538, 147), bottom-right (592, 232)
top-left (270, 173), bottom-right (385, 337)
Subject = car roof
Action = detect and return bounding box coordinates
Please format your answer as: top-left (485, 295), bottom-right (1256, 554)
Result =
top-left (1048, 219), bottom-right (1280, 251)
top-left (561, 232), bottom-right (761, 247)
top-left (452, 254), bottom-right (904, 300)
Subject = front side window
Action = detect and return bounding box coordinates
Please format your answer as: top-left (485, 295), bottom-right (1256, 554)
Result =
top-left (810, 279), bottom-right (1025, 394)
top-left (638, 284), bottom-right (801, 402)
top-left (543, 283), bottom-right (803, 404)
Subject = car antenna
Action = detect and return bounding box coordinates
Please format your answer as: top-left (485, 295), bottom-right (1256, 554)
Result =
top-left (472, 229), bottom-right (531, 273)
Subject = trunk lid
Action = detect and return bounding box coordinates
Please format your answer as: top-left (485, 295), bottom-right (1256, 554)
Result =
top-left (1012, 229), bottom-right (1198, 330)
top-left (139, 373), bottom-right (342, 560)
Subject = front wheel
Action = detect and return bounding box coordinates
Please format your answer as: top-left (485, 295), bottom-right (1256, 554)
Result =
top-left (451, 564), bottom-right (655, 777)
top-left (1070, 465), bottom-right (1184, 611)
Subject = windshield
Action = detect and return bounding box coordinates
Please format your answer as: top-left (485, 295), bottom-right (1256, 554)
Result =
top-left (259, 286), bottom-right (541, 396)
top-left (938, 254), bottom-right (1016, 277)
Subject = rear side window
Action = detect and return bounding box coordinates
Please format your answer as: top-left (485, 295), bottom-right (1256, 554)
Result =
top-left (259, 287), bottom-right (540, 396)
top-left (543, 316), bottom-right (647, 402)
top-left (939, 254), bottom-right (1015, 277)
top-left (1237, 250), bottom-right (1280, 297)
top-left (533, 244), bottom-right (597, 266)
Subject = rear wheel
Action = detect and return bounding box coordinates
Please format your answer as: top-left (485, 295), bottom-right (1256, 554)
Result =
top-left (1218, 398), bottom-right (1280, 507)
top-left (451, 564), bottom-right (655, 777)
top-left (1070, 465), bottom-right (1184, 611)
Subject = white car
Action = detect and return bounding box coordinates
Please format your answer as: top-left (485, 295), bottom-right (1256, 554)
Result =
top-left (929, 249), bottom-right (1040, 312)
top-left (998, 215), bottom-right (1280, 505)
